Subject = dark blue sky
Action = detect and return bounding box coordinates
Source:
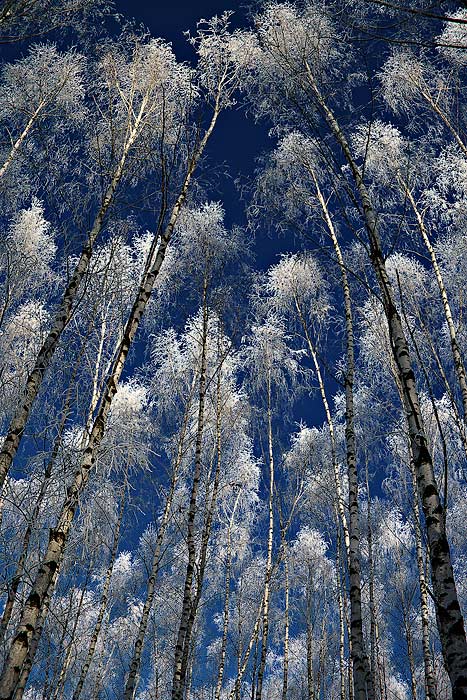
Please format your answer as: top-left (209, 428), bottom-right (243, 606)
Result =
top-left (115, 0), bottom-right (291, 266)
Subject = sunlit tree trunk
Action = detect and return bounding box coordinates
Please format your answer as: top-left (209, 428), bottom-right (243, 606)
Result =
top-left (309, 168), bottom-right (372, 700)
top-left (11, 567), bottom-right (59, 700)
top-left (0, 86), bottom-right (225, 699)
top-left (71, 467), bottom-right (128, 700)
top-left (281, 542), bottom-right (289, 700)
top-left (51, 574), bottom-right (90, 700)
top-left (305, 65), bottom-right (467, 695)
top-left (294, 295), bottom-right (350, 555)
top-left (365, 463), bottom-right (378, 700)
top-left (0, 308), bottom-right (98, 644)
top-left (177, 359), bottom-right (224, 698)
top-left (400, 592), bottom-right (418, 700)
top-left (401, 180), bottom-right (467, 424)
top-left (0, 91), bottom-right (152, 491)
top-left (255, 368), bottom-right (275, 700)
top-left (335, 511), bottom-right (347, 700)
top-left (410, 460), bottom-right (437, 700)
top-left (306, 565), bottom-right (315, 700)
top-left (230, 592), bottom-right (263, 700)
top-left (0, 98), bottom-right (47, 179)
top-left (215, 489), bottom-right (242, 700)
top-left (391, 331), bottom-right (440, 700)
top-left (171, 282), bottom-right (209, 700)
top-left (123, 378), bottom-right (196, 700)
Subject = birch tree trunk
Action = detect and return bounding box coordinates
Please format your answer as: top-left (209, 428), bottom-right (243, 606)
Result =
top-left (294, 296), bottom-right (351, 556)
top-left (401, 179), bottom-right (467, 424)
top-left (401, 595), bottom-right (418, 700)
top-left (365, 464), bottom-right (378, 700)
top-left (123, 379), bottom-right (196, 700)
top-left (281, 542), bottom-right (289, 700)
top-left (255, 369), bottom-right (275, 700)
top-left (0, 315), bottom-right (95, 645)
top-left (410, 461), bottom-right (437, 700)
top-left (306, 566), bottom-right (315, 700)
top-left (51, 573), bottom-right (90, 700)
top-left (178, 361), bottom-right (225, 693)
top-left (215, 490), bottom-right (241, 700)
top-left (171, 284), bottom-right (209, 700)
top-left (335, 511), bottom-right (347, 700)
top-left (0, 91), bottom-right (151, 490)
top-left (71, 468), bottom-right (128, 700)
top-left (0, 98), bottom-right (47, 179)
top-left (308, 169), bottom-right (372, 700)
top-left (11, 567), bottom-right (59, 700)
top-left (0, 87), bottom-right (225, 700)
top-left (229, 596), bottom-right (263, 700)
top-left (305, 64), bottom-right (467, 697)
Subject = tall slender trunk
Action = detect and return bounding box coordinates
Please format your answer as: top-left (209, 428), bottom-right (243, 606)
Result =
top-left (51, 573), bottom-right (90, 700)
top-left (365, 464), bottom-right (378, 700)
top-left (123, 379), bottom-right (196, 700)
top-left (11, 567), bottom-right (59, 700)
top-left (177, 346), bottom-right (225, 692)
top-left (0, 88), bottom-right (224, 700)
top-left (229, 595), bottom-right (263, 700)
top-left (410, 460), bottom-right (437, 700)
top-left (306, 566), bottom-right (315, 700)
top-left (71, 467), bottom-right (128, 700)
top-left (305, 64), bottom-right (467, 696)
top-left (0, 91), bottom-right (151, 491)
top-left (309, 169), bottom-right (372, 700)
top-left (90, 638), bottom-right (114, 700)
top-left (417, 87), bottom-right (467, 160)
top-left (255, 369), bottom-right (275, 700)
top-left (0, 299), bottom-right (101, 643)
top-left (0, 98), bottom-right (47, 179)
top-left (335, 511), bottom-right (347, 700)
top-left (0, 62), bottom-right (84, 180)
top-left (316, 619), bottom-right (326, 700)
top-left (402, 180), bottom-right (467, 423)
top-left (401, 594), bottom-right (418, 700)
top-left (0, 455), bottom-right (53, 646)
top-left (215, 490), bottom-right (241, 700)
top-left (345, 600), bottom-right (354, 700)
top-left (392, 309), bottom-right (440, 700)
top-left (294, 296), bottom-right (350, 556)
top-left (171, 284), bottom-right (209, 700)
top-left (281, 542), bottom-right (289, 700)
top-left (179, 440), bottom-right (223, 694)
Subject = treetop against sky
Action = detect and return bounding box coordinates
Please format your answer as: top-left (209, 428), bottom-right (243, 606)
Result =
top-left (0, 2), bottom-right (467, 700)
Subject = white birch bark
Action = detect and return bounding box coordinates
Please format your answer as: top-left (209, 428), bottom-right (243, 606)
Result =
top-left (123, 379), bottom-right (196, 700)
top-left (0, 87), bottom-right (224, 700)
top-left (401, 179), bottom-right (467, 424)
top-left (71, 469), bottom-right (128, 700)
top-left (215, 490), bottom-right (241, 700)
top-left (308, 170), bottom-right (372, 700)
top-left (304, 63), bottom-right (467, 696)
top-left (0, 98), bottom-right (46, 179)
top-left (171, 286), bottom-right (209, 700)
top-left (255, 369), bottom-right (275, 700)
top-left (0, 91), bottom-right (152, 491)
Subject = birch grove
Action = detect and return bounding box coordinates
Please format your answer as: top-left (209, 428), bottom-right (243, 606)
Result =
top-left (0, 2), bottom-right (467, 700)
